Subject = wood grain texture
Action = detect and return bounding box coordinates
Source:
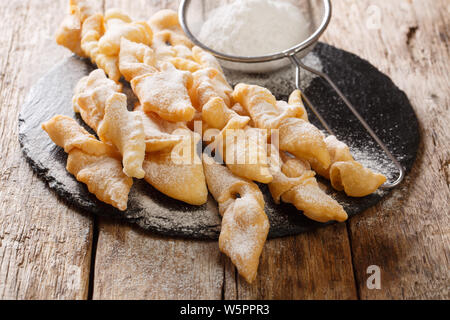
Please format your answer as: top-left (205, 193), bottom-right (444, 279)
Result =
top-left (321, 0), bottom-right (450, 299)
top-left (93, 220), bottom-right (224, 300)
top-left (232, 224), bottom-right (358, 300)
top-left (0, 0), bottom-right (94, 299)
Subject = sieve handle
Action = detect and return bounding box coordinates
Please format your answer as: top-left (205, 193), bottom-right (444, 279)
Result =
top-left (288, 55), bottom-right (405, 189)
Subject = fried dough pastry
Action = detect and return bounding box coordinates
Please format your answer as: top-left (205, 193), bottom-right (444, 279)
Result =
top-left (221, 126), bottom-right (273, 184)
top-left (98, 93), bottom-right (146, 179)
top-left (167, 46), bottom-right (223, 75)
top-left (143, 129), bottom-right (208, 205)
top-left (202, 97), bottom-right (249, 131)
top-left (232, 84), bottom-right (306, 129)
top-left (278, 117), bottom-right (330, 169)
top-left (311, 136), bottom-right (387, 197)
top-left (149, 10), bottom-right (194, 63)
top-left (134, 104), bottom-right (184, 153)
top-left (119, 38), bottom-right (196, 123)
top-left (190, 68), bottom-right (233, 110)
top-left (192, 46), bottom-right (224, 73)
top-left (67, 149), bottom-right (133, 211)
top-left (169, 57), bottom-right (201, 73)
top-left (81, 13), bottom-right (122, 82)
top-left (286, 89), bottom-right (308, 122)
top-left (203, 155), bottom-right (269, 284)
top-left (42, 115), bottom-right (133, 211)
top-left (268, 149), bottom-right (348, 223)
top-left (118, 38), bottom-right (157, 82)
top-left (202, 99), bottom-right (271, 183)
top-left (99, 9), bottom-right (153, 57)
top-left (73, 69), bottom-right (122, 131)
top-left (56, 0), bottom-right (97, 57)
top-left (74, 70), bottom-right (146, 179)
top-left (41, 114), bottom-right (112, 156)
top-left (232, 84), bottom-right (330, 168)
top-left (149, 9), bottom-right (192, 46)
top-left (131, 62), bottom-right (195, 122)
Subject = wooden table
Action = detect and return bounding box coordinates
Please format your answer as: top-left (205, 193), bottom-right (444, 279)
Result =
top-left (0, 0), bottom-right (448, 300)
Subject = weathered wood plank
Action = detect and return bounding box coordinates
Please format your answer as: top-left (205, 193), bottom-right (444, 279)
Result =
top-left (234, 224), bottom-right (358, 300)
top-left (321, 0), bottom-right (450, 299)
top-left (0, 0), bottom-right (94, 299)
top-left (93, 221), bottom-right (224, 300)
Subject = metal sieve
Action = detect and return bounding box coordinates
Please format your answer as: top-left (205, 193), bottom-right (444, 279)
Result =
top-left (179, 0), bottom-right (405, 189)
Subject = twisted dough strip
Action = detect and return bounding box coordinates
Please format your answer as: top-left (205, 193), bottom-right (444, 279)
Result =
top-left (55, 0), bottom-right (98, 57)
top-left (98, 93), bottom-right (146, 179)
top-left (118, 38), bottom-right (157, 82)
top-left (311, 136), bottom-right (387, 197)
top-left (42, 115), bottom-right (133, 211)
top-left (118, 38), bottom-right (196, 122)
top-left (268, 148), bottom-right (348, 223)
top-left (57, 1), bottom-right (153, 82)
top-left (134, 104), bottom-right (184, 153)
top-left (190, 68), bottom-right (233, 111)
top-left (81, 13), bottom-right (121, 82)
top-left (201, 97), bottom-right (272, 183)
top-left (143, 129), bottom-right (208, 206)
top-left (232, 84), bottom-right (330, 169)
top-left (73, 69), bottom-right (146, 179)
top-left (99, 9), bottom-right (153, 57)
top-left (148, 9), bottom-right (194, 63)
top-left (203, 155), bottom-right (269, 284)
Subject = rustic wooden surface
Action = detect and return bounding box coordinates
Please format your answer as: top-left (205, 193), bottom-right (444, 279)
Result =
top-left (0, 0), bottom-right (448, 300)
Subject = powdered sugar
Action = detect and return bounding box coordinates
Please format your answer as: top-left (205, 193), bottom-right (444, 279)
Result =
top-left (198, 0), bottom-right (311, 57)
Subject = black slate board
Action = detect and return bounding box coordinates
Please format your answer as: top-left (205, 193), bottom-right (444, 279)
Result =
top-left (18, 43), bottom-right (420, 240)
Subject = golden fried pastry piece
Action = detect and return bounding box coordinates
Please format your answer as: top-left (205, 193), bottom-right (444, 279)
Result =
top-left (310, 135), bottom-right (354, 179)
top-left (169, 57), bottom-right (201, 73)
top-left (42, 115), bottom-right (133, 211)
top-left (202, 97), bottom-right (249, 131)
top-left (81, 13), bottom-right (122, 82)
top-left (192, 46), bottom-right (224, 73)
top-left (56, 0), bottom-right (97, 57)
top-left (278, 117), bottom-right (330, 169)
top-left (41, 115), bottom-right (112, 156)
top-left (232, 84), bottom-right (303, 130)
top-left (118, 38), bottom-right (157, 82)
top-left (190, 68), bottom-right (233, 110)
top-left (149, 10), bottom-right (194, 63)
top-left (203, 155), bottom-right (269, 284)
top-left (268, 149), bottom-right (348, 223)
top-left (216, 126), bottom-right (273, 184)
top-left (330, 161), bottom-right (387, 197)
top-left (98, 93), bottom-right (146, 179)
top-left (148, 9), bottom-right (192, 45)
top-left (134, 104), bottom-right (184, 153)
top-left (74, 70), bottom-right (146, 179)
top-left (131, 62), bottom-right (195, 122)
top-left (167, 45), bottom-right (223, 74)
top-left (202, 99), bottom-right (271, 183)
top-left (286, 89), bottom-right (308, 122)
top-left (99, 9), bottom-right (153, 57)
top-left (143, 129), bottom-right (208, 205)
top-left (73, 69), bottom-right (122, 131)
top-left (310, 136), bottom-right (387, 197)
top-left (233, 84), bottom-right (330, 168)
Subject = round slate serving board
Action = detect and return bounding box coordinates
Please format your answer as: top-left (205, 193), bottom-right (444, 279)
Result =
top-left (19, 43), bottom-right (420, 240)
